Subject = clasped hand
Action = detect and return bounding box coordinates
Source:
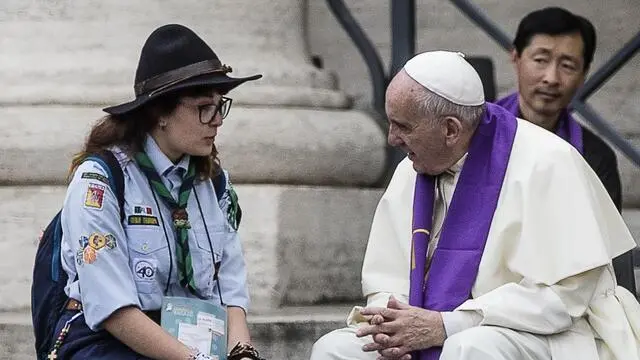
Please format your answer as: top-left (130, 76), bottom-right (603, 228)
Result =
top-left (355, 296), bottom-right (446, 360)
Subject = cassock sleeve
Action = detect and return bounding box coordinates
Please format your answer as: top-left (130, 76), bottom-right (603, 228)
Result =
top-left (361, 158), bottom-right (415, 302)
top-left (442, 266), bottom-right (604, 336)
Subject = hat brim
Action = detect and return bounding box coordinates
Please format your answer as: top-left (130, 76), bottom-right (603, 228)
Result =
top-left (103, 72), bottom-right (262, 115)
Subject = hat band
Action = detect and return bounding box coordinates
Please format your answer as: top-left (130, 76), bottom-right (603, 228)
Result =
top-left (134, 59), bottom-right (233, 97)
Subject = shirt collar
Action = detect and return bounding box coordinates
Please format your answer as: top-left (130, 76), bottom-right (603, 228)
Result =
top-left (144, 135), bottom-right (191, 177)
top-left (446, 153), bottom-right (467, 175)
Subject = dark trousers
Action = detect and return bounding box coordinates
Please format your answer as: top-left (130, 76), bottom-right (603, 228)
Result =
top-left (52, 310), bottom-right (152, 360)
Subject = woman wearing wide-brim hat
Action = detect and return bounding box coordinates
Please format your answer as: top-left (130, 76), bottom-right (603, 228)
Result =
top-left (43, 24), bottom-right (263, 360)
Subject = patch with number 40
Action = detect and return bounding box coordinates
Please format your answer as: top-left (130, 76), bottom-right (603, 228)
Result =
top-left (134, 259), bottom-right (157, 281)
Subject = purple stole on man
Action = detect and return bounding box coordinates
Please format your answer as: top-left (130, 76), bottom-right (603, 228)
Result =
top-left (409, 103), bottom-right (517, 360)
top-left (496, 92), bottom-right (583, 153)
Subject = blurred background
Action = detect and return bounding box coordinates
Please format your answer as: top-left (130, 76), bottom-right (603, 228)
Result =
top-left (0, 1), bottom-right (638, 359)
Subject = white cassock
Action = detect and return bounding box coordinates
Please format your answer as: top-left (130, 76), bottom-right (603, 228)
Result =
top-left (310, 119), bottom-right (640, 360)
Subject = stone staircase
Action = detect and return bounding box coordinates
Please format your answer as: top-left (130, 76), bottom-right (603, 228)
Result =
top-left (2, 1), bottom-right (640, 359)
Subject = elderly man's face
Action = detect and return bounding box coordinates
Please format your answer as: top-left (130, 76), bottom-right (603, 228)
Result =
top-left (385, 75), bottom-right (454, 175)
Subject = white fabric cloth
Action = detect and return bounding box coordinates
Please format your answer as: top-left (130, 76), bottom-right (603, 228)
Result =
top-left (310, 318), bottom-right (551, 360)
top-left (403, 51), bottom-right (485, 106)
top-left (311, 326), bottom-right (377, 360)
top-left (440, 326), bottom-right (550, 360)
top-left (311, 119), bottom-right (640, 360)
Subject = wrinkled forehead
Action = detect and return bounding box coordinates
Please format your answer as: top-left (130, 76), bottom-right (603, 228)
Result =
top-left (386, 73), bottom-right (423, 114)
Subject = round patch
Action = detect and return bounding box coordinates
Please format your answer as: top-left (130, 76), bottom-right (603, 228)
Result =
top-left (88, 233), bottom-right (106, 250)
top-left (105, 234), bottom-right (117, 249)
top-left (134, 260), bottom-right (156, 280)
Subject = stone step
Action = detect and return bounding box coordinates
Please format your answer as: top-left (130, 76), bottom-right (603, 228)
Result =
top-left (0, 185), bottom-right (382, 312)
top-left (0, 305), bottom-right (353, 360)
top-left (0, 106), bottom-right (387, 187)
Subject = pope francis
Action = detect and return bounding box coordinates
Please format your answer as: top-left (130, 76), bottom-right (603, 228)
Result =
top-left (309, 51), bottom-right (640, 360)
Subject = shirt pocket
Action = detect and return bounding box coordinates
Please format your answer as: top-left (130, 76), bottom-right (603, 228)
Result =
top-left (192, 229), bottom-right (225, 297)
top-left (126, 227), bottom-right (169, 294)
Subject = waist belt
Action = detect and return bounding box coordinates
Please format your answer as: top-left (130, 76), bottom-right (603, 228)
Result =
top-left (66, 298), bottom-right (161, 325)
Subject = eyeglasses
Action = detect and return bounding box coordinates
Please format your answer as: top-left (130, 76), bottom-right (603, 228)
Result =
top-left (197, 96), bottom-right (233, 124)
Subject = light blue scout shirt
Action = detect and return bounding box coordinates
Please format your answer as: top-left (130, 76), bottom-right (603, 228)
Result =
top-left (60, 135), bottom-right (249, 331)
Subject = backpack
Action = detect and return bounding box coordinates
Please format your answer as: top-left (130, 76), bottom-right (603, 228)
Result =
top-left (31, 151), bottom-right (233, 359)
top-left (31, 151), bottom-right (125, 359)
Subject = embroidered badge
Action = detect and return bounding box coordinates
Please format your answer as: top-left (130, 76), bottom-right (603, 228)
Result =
top-left (105, 234), bottom-right (117, 249)
top-left (84, 183), bottom-right (105, 210)
top-left (127, 215), bottom-right (159, 226)
top-left (133, 206), bottom-right (154, 215)
top-left (77, 233), bottom-right (116, 265)
top-left (88, 233), bottom-right (106, 250)
top-left (76, 249), bottom-right (84, 266)
top-left (79, 236), bottom-right (89, 248)
top-left (83, 247), bottom-right (97, 264)
top-left (80, 172), bottom-right (109, 185)
top-left (134, 259), bottom-right (156, 281)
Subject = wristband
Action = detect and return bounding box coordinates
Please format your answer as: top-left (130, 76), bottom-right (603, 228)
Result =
top-left (187, 351), bottom-right (213, 360)
top-left (228, 342), bottom-right (264, 360)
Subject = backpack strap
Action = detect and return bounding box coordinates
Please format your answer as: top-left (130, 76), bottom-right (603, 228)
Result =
top-left (212, 170), bottom-right (226, 201)
top-left (213, 169), bottom-right (242, 230)
top-left (49, 152), bottom-right (125, 284)
top-left (84, 151), bottom-right (126, 221)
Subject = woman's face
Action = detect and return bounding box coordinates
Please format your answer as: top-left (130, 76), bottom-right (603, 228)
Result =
top-left (154, 90), bottom-right (232, 161)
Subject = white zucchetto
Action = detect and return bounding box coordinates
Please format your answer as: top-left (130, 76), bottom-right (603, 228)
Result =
top-left (403, 50), bottom-right (485, 106)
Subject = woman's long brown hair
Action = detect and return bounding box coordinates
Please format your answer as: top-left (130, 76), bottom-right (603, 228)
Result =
top-left (69, 87), bottom-right (221, 182)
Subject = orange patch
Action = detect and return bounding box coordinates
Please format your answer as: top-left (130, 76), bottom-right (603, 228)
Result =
top-left (83, 247), bottom-right (97, 264)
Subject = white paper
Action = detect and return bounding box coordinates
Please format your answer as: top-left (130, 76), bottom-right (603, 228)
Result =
top-left (177, 322), bottom-right (212, 354)
top-left (197, 311), bottom-right (226, 336)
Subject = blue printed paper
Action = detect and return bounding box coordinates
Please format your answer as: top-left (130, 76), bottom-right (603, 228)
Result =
top-left (161, 296), bottom-right (227, 359)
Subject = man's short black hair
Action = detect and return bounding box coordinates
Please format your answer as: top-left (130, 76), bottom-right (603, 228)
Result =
top-left (513, 7), bottom-right (597, 71)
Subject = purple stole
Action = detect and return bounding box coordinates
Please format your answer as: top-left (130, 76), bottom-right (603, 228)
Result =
top-left (496, 92), bottom-right (583, 153)
top-left (409, 103), bottom-right (517, 360)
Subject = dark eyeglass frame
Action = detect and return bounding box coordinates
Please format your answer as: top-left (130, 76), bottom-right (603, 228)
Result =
top-left (197, 96), bottom-right (233, 124)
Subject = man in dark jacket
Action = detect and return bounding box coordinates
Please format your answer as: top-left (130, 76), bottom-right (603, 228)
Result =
top-left (496, 6), bottom-right (635, 294)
